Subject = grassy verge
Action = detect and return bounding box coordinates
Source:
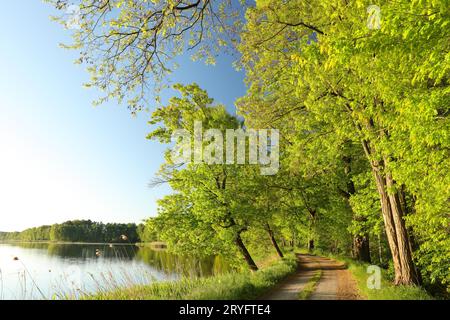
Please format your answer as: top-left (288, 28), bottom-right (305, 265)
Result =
top-left (298, 270), bottom-right (322, 300)
top-left (298, 248), bottom-right (433, 300)
top-left (344, 259), bottom-right (433, 300)
top-left (83, 254), bottom-right (297, 300)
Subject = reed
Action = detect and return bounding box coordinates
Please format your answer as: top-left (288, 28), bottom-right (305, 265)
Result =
top-left (83, 254), bottom-right (297, 300)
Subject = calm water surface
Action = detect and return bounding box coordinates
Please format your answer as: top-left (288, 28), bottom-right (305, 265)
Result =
top-left (0, 243), bottom-right (230, 300)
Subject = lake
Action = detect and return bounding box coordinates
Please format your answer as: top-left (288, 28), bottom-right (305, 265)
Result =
top-left (0, 243), bottom-right (231, 300)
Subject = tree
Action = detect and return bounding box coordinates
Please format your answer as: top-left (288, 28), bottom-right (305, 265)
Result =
top-left (46, 0), bottom-right (244, 113)
top-left (147, 83), bottom-right (264, 270)
top-left (238, 0), bottom-right (449, 285)
top-left (150, 194), bottom-right (234, 257)
top-left (137, 222), bottom-right (158, 243)
top-left (47, 220), bottom-right (140, 242)
top-left (48, 0), bottom-right (449, 290)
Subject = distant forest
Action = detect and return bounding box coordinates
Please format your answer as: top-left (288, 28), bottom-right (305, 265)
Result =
top-left (0, 220), bottom-right (156, 243)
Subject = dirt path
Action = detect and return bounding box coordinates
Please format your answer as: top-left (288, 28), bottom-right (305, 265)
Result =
top-left (261, 254), bottom-right (360, 300)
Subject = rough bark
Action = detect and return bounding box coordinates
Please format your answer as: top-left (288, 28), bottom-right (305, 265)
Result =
top-left (365, 151), bottom-right (420, 285)
top-left (266, 224), bottom-right (284, 258)
top-left (235, 231), bottom-right (258, 271)
top-left (371, 164), bottom-right (403, 282)
top-left (356, 115), bottom-right (421, 285)
top-left (385, 171), bottom-right (421, 285)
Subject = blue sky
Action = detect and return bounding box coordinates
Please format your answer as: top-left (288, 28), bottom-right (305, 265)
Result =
top-left (0, 1), bottom-right (246, 232)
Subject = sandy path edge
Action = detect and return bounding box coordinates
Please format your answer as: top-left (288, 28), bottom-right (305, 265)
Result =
top-left (260, 254), bottom-right (361, 300)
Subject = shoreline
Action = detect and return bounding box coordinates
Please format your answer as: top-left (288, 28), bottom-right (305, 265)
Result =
top-left (0, 241), bottom-right (167, 247)
top-left (86, 255), bottom-right (297, 300)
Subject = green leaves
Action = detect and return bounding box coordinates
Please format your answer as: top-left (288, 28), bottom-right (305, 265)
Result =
top-left (239, 0), bottom-right (449, 289)
top-left (51, 0), bottom-right (449, 290)
top-left (47, 0), bottom-right (243, 113)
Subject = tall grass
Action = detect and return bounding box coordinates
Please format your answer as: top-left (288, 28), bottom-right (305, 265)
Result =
top-left (1, 244), bottom-right (296, 300)
top-left (84, 254), bottom-right (297, 300)
top-left (1, 245), bottom-right (168, 300)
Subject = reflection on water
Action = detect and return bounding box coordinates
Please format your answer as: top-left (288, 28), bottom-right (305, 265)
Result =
top-left (0, 243), bottom-right (231, 300)
top-left (135, 247), bottom-right (231, 278)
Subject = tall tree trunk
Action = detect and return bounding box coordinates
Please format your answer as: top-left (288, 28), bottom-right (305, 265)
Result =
top-left (266, 224), bottom-right (284, 258)
top-left (307, 209), bottom-right (316, 252)
top-left (308, 239), bottom-right (315, 251)
top-left (399, 187), bottom-right (423, 284)
top-left (372, 165), bottom-right (403, 280)
top-left (307, 224), bottom-right (315, 252)
top-left (235, 231), bottom-right (258, 271)
top-left (356, 115), bottom-right (421, 285)
top-left (367, 155), bottom-right (420, 285)
top-left (353, 234), bottom-right (371, 263)
top-left (385, 171), bottom-right (421, 285)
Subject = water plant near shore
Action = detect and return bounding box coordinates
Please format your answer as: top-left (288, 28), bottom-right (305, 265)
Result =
top-left (84, 255), bottom-right (297, 300)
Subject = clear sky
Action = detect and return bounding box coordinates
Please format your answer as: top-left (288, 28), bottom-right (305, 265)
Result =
top-left (0, 2), bottom-right (246, 232)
